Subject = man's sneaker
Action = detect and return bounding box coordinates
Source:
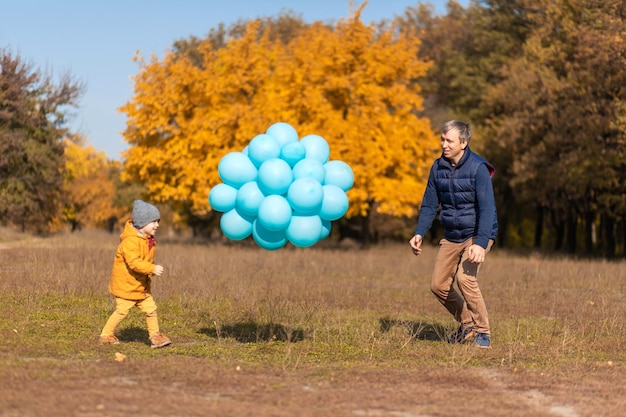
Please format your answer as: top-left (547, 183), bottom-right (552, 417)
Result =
top-left (447, 325), bottom-right (476, 344)
top-left (474, 333), bottom-right (491, 348)
top-left (99, 335), bottom-right (120, 344)
top-left (150, 333), bottom-right (172, 349)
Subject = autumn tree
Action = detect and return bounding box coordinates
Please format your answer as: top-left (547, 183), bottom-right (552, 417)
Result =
top-left (483, 0), bottom-right (626, 256)
top-left (399, 0), bottom-right (530, 126)
top-left (122, 10), bottom-right (314, 235)
top-left (120, 5), bottom-right (437, 241)
top-left (408, 0), bottom-right (626, 257)
top-left (0, 48), bottom-right (83, 233)
top-left (63, 134), bottom-right (124, 231)
top-left (397, 1), bottom-right (534, 248)
top-left (120, 21), bottom-right (278, 235)
top-left (172, 9), bottom-right (311, 67)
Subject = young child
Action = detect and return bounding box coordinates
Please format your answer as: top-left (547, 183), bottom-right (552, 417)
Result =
top-left (99, 200), bottom-right (171, 348)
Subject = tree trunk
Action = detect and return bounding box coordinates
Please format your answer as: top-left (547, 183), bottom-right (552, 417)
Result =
top-left (604, 214), bottom-right (616, 259)
top-left (551, 209), bottom-right (564, 251)
top-left (622, 219), bottom-right (626, 258)
top-left (534, 206), bottom-right (543, 249)
top-left (584, 211), bottom-right (594, 255)
top-left (566, 209), bottom-right (577, 254)
top-left (361, 213), bottom-right (371, 248)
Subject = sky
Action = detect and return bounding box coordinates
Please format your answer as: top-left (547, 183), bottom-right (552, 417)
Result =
top-left (2, 0), bottom-right (468, 160)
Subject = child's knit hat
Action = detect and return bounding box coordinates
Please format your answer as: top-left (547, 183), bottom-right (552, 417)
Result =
top-left (132, 200), bottom-right (160, 229)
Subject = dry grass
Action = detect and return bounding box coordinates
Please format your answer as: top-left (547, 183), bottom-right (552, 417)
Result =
top-left (0, 228), bottom-right (625, 416)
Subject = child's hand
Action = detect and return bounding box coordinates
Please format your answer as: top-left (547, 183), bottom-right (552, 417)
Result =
top-left (153, 265), bottom-right (164, 276)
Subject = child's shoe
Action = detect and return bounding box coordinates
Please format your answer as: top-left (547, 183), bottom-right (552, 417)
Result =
top-left (99, 335), bottom-right (120, 344)
top-left (150, 333), bottom-right (172, 349)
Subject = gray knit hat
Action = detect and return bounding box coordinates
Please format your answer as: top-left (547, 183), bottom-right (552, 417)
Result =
top-left (132, 200), bottom-right (160, 229)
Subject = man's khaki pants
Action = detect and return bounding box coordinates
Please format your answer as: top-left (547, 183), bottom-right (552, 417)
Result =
top-left (431, 238), bottom-right (494, 335)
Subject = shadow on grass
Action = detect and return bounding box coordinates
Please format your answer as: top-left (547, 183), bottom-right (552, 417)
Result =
top-left (118, 326), bottom-right (150, 345)
top-left (198, 321), bottom-right (306, 343)
top-left (379, 318), bottom-right (447, 342)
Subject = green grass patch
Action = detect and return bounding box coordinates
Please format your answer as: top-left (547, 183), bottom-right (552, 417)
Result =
top-left (1, 231), bottom-right (624, 375)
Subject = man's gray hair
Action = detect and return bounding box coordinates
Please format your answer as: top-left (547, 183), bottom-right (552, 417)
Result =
top-left (442, 120), bottom-right (472, 144)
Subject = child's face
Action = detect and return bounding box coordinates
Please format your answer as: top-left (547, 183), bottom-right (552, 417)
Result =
top-left (139, 220), bottom-right (160, 236)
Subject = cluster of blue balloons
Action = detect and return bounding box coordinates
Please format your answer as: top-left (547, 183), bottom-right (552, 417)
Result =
top-left (209, 122), bottom-right (354, 250)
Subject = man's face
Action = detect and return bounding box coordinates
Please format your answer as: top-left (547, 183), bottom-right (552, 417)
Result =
top-left (441, 129), bottom-right (467, 165)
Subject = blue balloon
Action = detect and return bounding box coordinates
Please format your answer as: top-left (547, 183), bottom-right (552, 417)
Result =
top-left (287, 177), bottom-right (324, 215)
top-left (286, 215), bottom-right (323, 248)
top-left (300, 134), bottom-right (330, 163)
top-left (236, 181), bottom-right (265, 217)
top-left (258, 195), bottom-right (292, 231)
top-left (211, 125), bottom-right (353, 250)
top-left (220, 209), bottom-right (253, 240)
top-left (293, 158), bottom-right (325, 183)
top-left (252, 220), bottom-right (287, 251)
top-left (257, 158), bottom-right (293, 195)
top-left (208, 183), bottom-right (237, 212)
top-left (266, 122), bottom-right (299, 147)
top-left (320, 184), bottom-right (349, 221)
top-left (320, 219), bottom-right (332, 240)
top-left (280, 141), bottom-right (306, 167)
top-left (247, 134), bottom-right (281, 168)
top-left (323, 160), bottom-right (354, 191)
top-left (218, 152), bottom-right (258, 188)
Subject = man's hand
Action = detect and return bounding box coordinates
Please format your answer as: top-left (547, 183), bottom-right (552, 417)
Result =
top-left (409, 235), bottom-right (423, 256)
top-left (467, 244), bottom-right (486, 263)
top-left (153, 265), bottom-right (164, 276)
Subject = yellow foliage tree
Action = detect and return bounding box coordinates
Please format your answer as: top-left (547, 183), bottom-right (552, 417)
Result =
top-left (120, 4), bottom-right (438, 226)
top-left (63, 134), bottom-right (122, 230)
top-left (277, 6), bottom-right (437, 217)
top-left (121, 21), bottom-right (288, 218)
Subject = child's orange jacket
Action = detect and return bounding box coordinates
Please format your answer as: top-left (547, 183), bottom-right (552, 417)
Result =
top-left (109, 220), bottom-right (156, 300)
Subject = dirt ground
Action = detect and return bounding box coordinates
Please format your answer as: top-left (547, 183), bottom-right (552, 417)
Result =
top-left (1, 232), bottom-right (624, 416)
top-left (1, 355), bottom-right (624, 417)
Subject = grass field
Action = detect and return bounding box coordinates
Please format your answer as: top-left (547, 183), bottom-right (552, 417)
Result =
top-left (0, 228), bottom-right (624, 416)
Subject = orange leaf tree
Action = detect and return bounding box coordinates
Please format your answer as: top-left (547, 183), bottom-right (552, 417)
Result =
top-left (120, 5), bottom-right (438, 230)
top-left (120, 22), bottom-right (281, 219)
top-left (278, 6), bottom-right (437, 218)
top-left (63, 134), bottom-right (122, 230)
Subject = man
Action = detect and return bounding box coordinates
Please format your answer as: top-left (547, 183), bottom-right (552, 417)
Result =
top-left (409, 120), bottom-right (498, 348)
